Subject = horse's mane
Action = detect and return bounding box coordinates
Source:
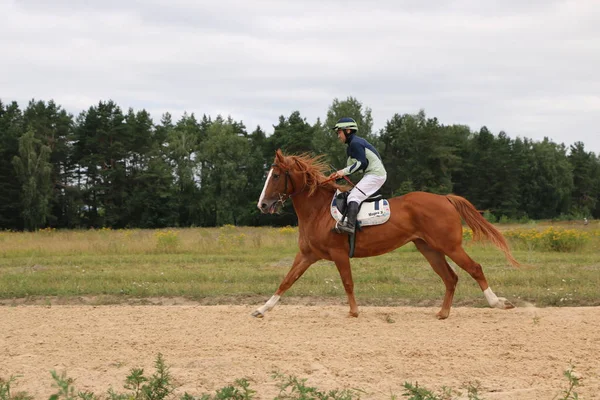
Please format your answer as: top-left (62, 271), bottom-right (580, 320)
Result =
top-left (281, 152), bottom-right (348, 196)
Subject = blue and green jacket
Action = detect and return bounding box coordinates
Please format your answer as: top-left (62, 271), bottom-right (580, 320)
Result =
top-left (340, 134), bottom-right (386, 177)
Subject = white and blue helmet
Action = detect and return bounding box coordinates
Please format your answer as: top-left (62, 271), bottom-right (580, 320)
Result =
top-left (333, 117), bottom-right (358, 132)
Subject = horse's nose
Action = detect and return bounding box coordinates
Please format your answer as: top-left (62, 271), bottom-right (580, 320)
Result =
top-left (259, 202), bottom-right (267, 211)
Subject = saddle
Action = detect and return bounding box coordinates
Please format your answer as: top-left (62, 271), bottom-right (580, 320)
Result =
top-left (330, 190), bottom-right (391, 227)
top-left (330, 190), bottom-right (391, 258)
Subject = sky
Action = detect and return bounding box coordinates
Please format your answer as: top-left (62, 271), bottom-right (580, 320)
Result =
top-left (1, 0), bottom-right (599, 154)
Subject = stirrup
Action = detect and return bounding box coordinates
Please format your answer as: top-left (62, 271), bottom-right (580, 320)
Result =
top-left (334, 221), bottom-right (355, 235)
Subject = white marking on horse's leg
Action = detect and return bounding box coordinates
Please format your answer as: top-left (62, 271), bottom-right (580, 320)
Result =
top-left (484, 287), bottom-right (514, 309)
top-left (483, 287), bottom-right (500, 307)
top-left (257, 169), bottom-right (273, 210)
top-left (253, 294), bottom-right (280, 317)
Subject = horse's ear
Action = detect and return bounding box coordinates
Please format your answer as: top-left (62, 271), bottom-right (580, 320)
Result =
top-left (275, 149), bottom-right (285, 163)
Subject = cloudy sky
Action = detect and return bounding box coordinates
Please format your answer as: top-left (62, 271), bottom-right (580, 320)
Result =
top-left (1, 0), bottom-right (599, 153)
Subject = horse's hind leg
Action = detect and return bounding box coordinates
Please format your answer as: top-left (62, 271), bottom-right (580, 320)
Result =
top-left (446, 245), bottom-right (514, 310)
top-left (331, 250), bottom-right (359, 317)
top-left (414, 239), bottom-right (458, 319)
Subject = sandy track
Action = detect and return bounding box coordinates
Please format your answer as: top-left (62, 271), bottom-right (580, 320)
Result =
top-left (1, 304), bottom-right (599, 399)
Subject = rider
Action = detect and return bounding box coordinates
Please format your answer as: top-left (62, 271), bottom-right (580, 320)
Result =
top-left (328, 117), bottom-right (387, 235)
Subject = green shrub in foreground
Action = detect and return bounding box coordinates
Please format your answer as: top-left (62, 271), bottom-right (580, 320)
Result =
top-left (271, 371), bottom-right (362, 399)
top-left (0, 376), bottom-right (34, 400)
top-left (1, 356), bottom-right (582, 400)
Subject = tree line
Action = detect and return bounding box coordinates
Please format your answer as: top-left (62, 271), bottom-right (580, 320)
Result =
top-left (1, 97), bottom-right (598, 231)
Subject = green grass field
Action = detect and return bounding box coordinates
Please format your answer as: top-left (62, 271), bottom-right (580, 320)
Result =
top-left (0, 222), bottom-right (598, 307)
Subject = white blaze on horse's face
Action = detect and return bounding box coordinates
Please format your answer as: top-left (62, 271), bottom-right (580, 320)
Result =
top-left (257, 168), bottom-right (274, 213)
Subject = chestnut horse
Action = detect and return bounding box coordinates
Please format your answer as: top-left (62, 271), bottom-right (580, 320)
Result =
top-left (254, 149), bottom-right (519, 319)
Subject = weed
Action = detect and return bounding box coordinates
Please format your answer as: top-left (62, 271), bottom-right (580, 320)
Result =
top-left (401, 382), bottom-right (441, 400)
top-left (464, 381), bottom-right (482, 400)
top-left (504, 227), bottom-right (591, 252)
top-left (106, 353), bottom-right (174, 400)
top-left (48, 370), bottom-right (95, 400)
top-left (401, 382), bottom-right (458, 400)
top-left (555, 365), bottom-right (581, 400)
top-left (272, 371), bottom-right (362, 399)
top-left (189, 378), bottom-right (255, 400)
top-left (155, 230), bottom-right (181, 253)
top-left (0, 376), bottom-right (33, 400)
top-left (0, 358), bottom-right (589, 400)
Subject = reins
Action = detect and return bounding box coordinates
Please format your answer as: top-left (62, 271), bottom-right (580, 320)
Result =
top-left (322, 173), bottom-right (368, 197)
top-left (271, 162), bottom-right (344, 207)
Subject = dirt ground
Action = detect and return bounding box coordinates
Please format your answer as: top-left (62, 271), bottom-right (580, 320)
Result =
top-left (1, 303), bottom-right (599, 399)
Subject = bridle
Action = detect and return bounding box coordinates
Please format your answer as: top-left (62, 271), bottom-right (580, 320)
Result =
top-left (270, 163), bottom-right (304, 206)
top-left (268, 161), bottom-right (343, 209)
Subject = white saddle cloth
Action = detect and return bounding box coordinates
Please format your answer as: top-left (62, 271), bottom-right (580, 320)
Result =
top-left (330, 190), bottom-right (391, 227)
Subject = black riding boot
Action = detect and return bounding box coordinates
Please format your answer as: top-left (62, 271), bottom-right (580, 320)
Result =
top-left (337, 201), bottom-right (359, 235)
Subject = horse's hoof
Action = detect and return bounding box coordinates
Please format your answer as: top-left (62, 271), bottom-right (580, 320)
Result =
top-left (499, 298), bottom-right (515, 309)
top-left (348, 311), bottom-right (359, 318)
top-left (436, 311), bottom-right (450, 320)
top-left (251, 310), bottom-right (264, 318)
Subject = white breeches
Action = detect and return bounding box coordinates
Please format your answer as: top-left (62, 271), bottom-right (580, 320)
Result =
top-left (347, 174), bottom-right (386, 204)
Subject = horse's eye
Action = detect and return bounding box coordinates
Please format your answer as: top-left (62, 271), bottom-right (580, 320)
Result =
top-left (273, 173), bottom-right (280, 179)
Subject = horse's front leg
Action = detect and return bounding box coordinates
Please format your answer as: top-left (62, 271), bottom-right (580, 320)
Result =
top-left (331, 251), bottom-right (359, 317)
top-left (251, 251), bottom-right (318, 318)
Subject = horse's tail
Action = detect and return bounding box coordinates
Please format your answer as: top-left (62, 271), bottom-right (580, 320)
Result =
top-left (446, 194), bottom-right (520, 267)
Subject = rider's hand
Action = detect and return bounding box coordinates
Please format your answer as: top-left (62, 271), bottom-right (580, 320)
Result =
top-left (329, 171), bottom-right (344, 180)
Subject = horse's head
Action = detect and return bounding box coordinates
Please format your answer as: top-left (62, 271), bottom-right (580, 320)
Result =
top-left (257, 149), bottom-right (302, 214)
